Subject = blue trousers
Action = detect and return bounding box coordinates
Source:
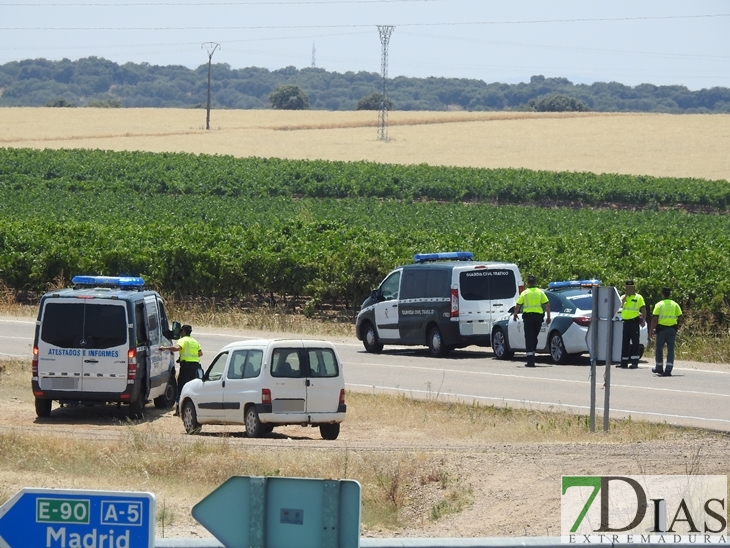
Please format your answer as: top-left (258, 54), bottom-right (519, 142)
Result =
top-left (655, 327), bottom-right (677, 374)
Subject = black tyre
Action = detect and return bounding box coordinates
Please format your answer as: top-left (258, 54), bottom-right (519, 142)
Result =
top-left (128, 396), bottom-right (145, 419)
top-left (35, 397), bottom-right (52, 418)
top-left (153, 375), bottom-right (177, 409)
top-left (320, 423), bottom-right (340, 440)
top-left (362, 322), bottom-right (383, 353)
top-left (427, 326), bottom-right (450, 358)
top-left (245, 405), bottom-right (262, 438)
top-left (262, 424), bottom-right (275, 434)
top-left (549, 332), bottom-right (568, 365)
top-left (491, 328), bottom-right (513, 360)
top-left (182, 400), bottom-right (201, 434)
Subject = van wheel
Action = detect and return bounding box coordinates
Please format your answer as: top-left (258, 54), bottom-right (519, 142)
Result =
top-left (428, 327), bottom-right (450, 358)
top-left (549, 332), bottom-right (568, 364)
top-left (492, 328), bottom-right (513, 360)
top-left (320, 423), bottom-right (340, 440)
top-left (182, 400), bottom-right (201, 434)
top-left (35, 397), bottom-right (52, 418)
top-left (154, 376), bottom-right (177, 409)
top-left (129, 397), bottom-right (145, 420)
top-left (362, 322), bottom-right (383, 353)
top-left (245, 406), bottom-right (262, 438)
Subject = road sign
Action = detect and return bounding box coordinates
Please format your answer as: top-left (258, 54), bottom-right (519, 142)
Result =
top-left (193, 476), bottom-right (361, 548)
top-left (0, 488), bottom-right (155, 548)
top-left (585, 286), bottom-right (623, 361)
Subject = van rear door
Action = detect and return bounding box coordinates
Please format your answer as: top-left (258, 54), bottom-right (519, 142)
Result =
top-left (304, 347), bottom-right (342, 414)
top-left (457, 265), bottom-right (519, 336)
top-left (269, 344), bottom-right (307, 422)
top-left (37, 299), bottom-right (128, 394)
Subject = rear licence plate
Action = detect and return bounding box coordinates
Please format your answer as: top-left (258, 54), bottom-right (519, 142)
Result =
top-left (43, 377), bottom-right (80, 390)
top-left (273, 399), bottom-right (305, 413)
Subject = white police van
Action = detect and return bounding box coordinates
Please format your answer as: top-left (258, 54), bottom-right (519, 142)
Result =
top-left (32, 275), bottom-right (180, 419)
top-left (179, 339), bottom-right (346, 440)
top-left (356, 252), bottom-right (524, 357)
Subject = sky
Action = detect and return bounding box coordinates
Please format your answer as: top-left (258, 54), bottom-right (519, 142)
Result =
top-left (1, 0), bottom-right (729, 91)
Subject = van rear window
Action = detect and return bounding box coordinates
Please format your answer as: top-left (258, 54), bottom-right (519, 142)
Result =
top-left (41, 302), bottom-right (127, 349)
top-left (459, 269), bottom-right (517, 301)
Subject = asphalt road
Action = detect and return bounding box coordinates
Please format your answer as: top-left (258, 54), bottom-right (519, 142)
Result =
top-left (3, 316), bottom-right (728, 432)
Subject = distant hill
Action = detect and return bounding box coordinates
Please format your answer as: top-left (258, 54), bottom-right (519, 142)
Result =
top-left (1, 56), bottom-right (729, 113)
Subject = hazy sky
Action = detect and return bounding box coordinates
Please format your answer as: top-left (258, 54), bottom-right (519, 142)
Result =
top-left (2, 0), bottom-right (729, 90)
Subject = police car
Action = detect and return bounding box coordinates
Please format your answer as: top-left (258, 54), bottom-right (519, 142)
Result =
top-left (491, 280), bottom-right (648, 364)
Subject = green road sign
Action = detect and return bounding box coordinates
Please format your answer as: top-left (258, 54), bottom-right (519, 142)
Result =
top-left (192, 476), bottom-right (361, 548)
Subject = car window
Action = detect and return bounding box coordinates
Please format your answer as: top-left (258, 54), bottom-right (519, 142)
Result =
top-left (380, 271), bottom-right (401, 301)
top-left (400, 270), bottom-right (427, 300)
top-left (228, 350), bottom-right (247, 380)
top-left (567, 295), bottom-right (594, 311)
top-left (271, 348), bottom-right (302, 378)
top-left (307, 348), bottom-right (339, 378)
top-left (547, 293), bottom-right (566, 313)
top-left (243, 349), bottom-right (263, 379)
top-left (205, 351), bottom-right (228, 382)
top-left (489, 269), bottom-right (518, 300)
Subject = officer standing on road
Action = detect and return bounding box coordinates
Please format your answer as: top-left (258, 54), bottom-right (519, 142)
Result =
top-left (513, 275), bottom-right (551, 367)
top-left (618, 280), bottom-right (646, 369)
top-left (650, 287), bottom-right (682, 377)
top-left (160, 324), bottom-right (203, 416)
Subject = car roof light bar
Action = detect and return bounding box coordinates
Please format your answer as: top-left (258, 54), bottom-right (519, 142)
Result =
top-left (72, 275), bottom-right (145, 288)
top-left (548, 279), bottom-right (601, 289)
top-left (414, 251), bottom-right (474, 263)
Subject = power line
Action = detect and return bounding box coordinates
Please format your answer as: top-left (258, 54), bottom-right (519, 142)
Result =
top-left (3, 13), bottom-right (729, 31)
top-left (1, 0), bottom-right (445, 5)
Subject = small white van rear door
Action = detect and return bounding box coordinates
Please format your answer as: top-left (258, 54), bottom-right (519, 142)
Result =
top-left (456, 265), bottom-right (520, 335)
top-left (268, 344), bottom-right (307, 422)
top-left (304, 346), bottom-right (342, 414)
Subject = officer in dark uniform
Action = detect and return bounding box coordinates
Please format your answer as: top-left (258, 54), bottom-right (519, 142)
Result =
top-left (618, 280), bottom-right (646, 369)
top-left (513, 275), bottom-right (551, 367)
top-left (160, 324), bottom-right (203, 415)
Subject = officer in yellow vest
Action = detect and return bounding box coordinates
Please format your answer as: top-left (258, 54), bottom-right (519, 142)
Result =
top-left (650, 287), bottom-right (682, 377)
top-left (160, 324), bottom-right (203, 415)
top-left (618, 280), bottom-right (646, 369)
top-left (513, 275), bottom-right (551, 367)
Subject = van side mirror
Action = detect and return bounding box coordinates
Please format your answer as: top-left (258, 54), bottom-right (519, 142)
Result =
top-left (171, 321), bottom-right (181, 340)
top-left (371, 290), bottom-right (383, 302)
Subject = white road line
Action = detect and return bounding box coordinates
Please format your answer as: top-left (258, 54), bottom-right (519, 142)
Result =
top-left (0, 335), bottom-right (33, 340)
top-left (0, 352), bottom-right (28, 358)
top-left (351, 361), bottom-right (730, 398)
top-left (0, 318), bottom-right (34, 324)
top-left (345, 383), bottom-right (730, 426)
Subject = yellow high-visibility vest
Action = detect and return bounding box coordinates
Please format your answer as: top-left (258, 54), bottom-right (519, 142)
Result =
top-left (179, 336), bottom-right (201, 362)
top-left (517, 287), bottom-right (547, 314)
top-left (653, 299), bottom-right (682, 326)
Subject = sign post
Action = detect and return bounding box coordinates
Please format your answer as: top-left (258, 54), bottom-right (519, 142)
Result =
top-left (193, 476), bottom-right (361, 548)
top-left (0, 488), bottom-right (155, 548)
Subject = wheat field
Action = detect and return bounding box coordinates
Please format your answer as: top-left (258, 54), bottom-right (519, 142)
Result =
top-left (1, 107), bottom-right (729, 181)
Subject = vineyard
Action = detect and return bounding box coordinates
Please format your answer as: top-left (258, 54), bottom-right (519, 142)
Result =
top-left (1, 148), bottom-right (729, 325)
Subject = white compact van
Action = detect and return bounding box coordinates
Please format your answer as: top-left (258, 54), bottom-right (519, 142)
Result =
top-left (179, 339), bottom-right (346, 440)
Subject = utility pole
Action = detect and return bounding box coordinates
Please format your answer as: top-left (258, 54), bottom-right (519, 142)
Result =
top-left (311, 42), bottom-right (316, 68)
top-left (377, 25), bottom-right (394, 142)
top-left (202, 42), bottom-right (220, 130)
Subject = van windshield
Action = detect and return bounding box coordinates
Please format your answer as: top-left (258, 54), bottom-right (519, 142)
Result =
top-left (41, 302), bottom-right (127, 349)
top-left (459, 269), bottom-right (517, 300)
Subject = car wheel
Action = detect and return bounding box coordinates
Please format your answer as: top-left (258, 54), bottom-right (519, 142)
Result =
top-left (182, 400), bottom-right (201, 434)
top-left (491, 328), bottom-right (513, 360)
top-left (320, 423), bottom-right (340, 440)
top-left (549, 332), bottom-right (568, 365)
top-left (154, 375), bottom-right (177, 409)
top-left (428, 326), bottom-right (450, 358)
top-left (245, 406), bottom-right (262, 438)
top-left (35, 397), bottom-right (52, 418)
top-left (362, 322), bottom-right (383, 353)
top-left (263, 424), bottom-right (274, 434)
top-left (128, 396), bottom-right (145, 419)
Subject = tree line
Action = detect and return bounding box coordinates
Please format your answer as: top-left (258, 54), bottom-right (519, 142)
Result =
top-left (1, 57), bottom-right (729, 113)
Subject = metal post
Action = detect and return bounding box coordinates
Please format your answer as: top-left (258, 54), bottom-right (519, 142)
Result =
top-left (589, 288), bottom-right (598, 432)
top-left (603, 289), bottom-right (615, 432)
top-left (202, 42), bottom-right (220, 131)
top-left (377, 25), bottom-right (394, 142)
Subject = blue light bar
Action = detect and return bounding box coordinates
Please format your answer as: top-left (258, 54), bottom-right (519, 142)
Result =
top-left (414, 251), bottom-right (474, 263)
top-left (548, 279), bottom-right (601, 289)
top-left (72, 275), bottom-right (145, 288)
